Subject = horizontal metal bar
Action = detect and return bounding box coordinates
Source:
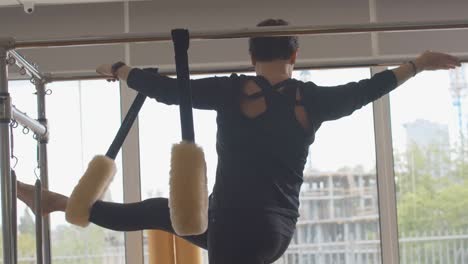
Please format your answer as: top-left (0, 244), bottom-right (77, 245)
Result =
top-left (8, 50), bottom-right (44, 80)
top-left (13, 19), bottom-right (468, 49)
top-left (400, 234), bottom-right (468, 242)
top-left (45, 53), bottom-right (468, 82)
top-left (11, 106), bottom-right (47, 136)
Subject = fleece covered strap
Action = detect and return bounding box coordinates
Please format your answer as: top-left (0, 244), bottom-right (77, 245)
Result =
top-left (169, 141), bottom-right (208, 235)
top-left (65, 89), bottom-right (145, 228)
top-left (169, 29), bottom-right (208, 235)
top-left (65, 155), bottom-right (116, 227)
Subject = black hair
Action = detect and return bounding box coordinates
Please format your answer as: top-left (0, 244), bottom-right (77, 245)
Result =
top-left (248, 19), bottom-right (299, 62)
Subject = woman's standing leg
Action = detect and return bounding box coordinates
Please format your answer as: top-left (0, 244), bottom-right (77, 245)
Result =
top-left (206, 212), bottom-right (292, 264)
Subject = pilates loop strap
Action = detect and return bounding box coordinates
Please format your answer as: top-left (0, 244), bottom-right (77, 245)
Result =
top-left (106, 92), bottom-right (146, 160)
top-left (172, 29), bottom-right (195, 142)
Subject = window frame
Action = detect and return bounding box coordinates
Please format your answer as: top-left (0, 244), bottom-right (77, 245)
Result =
top-left (120, 65), bottom-right (400, 264)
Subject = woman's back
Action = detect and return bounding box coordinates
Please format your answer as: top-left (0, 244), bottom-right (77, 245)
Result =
top-left (211, 74), bottom-right (313, 225)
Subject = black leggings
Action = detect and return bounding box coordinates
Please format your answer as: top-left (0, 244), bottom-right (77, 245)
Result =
top-left (89, 198), bottom-right (292, 264)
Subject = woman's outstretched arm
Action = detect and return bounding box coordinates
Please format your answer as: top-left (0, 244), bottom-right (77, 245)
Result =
top-left (96, 64), bottom-right (234, 110)
top-left (392, 50), bottom-right (460, 86)
top-left (302, 51), bottom-right (461, 124)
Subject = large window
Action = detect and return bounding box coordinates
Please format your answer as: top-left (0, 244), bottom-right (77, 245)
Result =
top-left (390, 65), bottom-right (468, 263)
top-left (139, 69), bottom-right (381, 264)
top-left (9, 79), bottom-right (125, 263)
top-left (276, 68), bottom-right (381, 264)
top-left (7, 64), bottom-right (467, 264)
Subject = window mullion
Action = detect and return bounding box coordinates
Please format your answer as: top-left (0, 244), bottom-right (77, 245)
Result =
top-left (120, 81), bottom-right (144, 264)
top-left (372, 66), bottom-right (400, 264)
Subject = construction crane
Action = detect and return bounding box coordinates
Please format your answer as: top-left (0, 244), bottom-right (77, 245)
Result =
top-left (449, 64), bottom-right (467, 161)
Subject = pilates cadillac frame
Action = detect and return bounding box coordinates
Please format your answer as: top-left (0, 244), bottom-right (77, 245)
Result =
top-left (2, 19), bottom-right (468, 264)
top-left (1, 45), bottom-right (50, 264)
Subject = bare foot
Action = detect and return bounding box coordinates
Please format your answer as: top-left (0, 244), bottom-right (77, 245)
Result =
top-left (16, 181), bottom-right (68, 216)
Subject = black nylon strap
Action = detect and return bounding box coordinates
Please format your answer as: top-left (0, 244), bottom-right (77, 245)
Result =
top-left (106, 92), bottom-right (146, 160)
top-left (293, 84), bottom-right (305, 106)
top-left (244, 91), bottom-right (264, 99)
top-left (172, 29), bottom-right (195, 142)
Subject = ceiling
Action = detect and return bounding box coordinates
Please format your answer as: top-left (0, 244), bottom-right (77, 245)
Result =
top-left (1, 0), bottom-right (144, 7)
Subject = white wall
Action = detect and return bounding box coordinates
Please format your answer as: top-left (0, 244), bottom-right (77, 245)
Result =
top-left (2, 0), bottom-right (468, 75)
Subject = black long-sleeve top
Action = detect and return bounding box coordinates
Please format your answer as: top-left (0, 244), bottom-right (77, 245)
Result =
top-left (127, 68), bottom-right (397, 236)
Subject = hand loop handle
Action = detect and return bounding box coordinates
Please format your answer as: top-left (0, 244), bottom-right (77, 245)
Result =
top-left (171, 29), bottom-right (195, 142)
top-left (171, 29), bottom-right (190, 53)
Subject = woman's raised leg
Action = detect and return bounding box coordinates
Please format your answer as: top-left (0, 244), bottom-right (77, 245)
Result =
top-left (16, 181), bottom-right (207, 249)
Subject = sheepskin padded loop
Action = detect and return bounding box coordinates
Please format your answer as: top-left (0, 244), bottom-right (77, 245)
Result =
top-left (65, 155), bottom-right (116, 227)
top-left (169, 141), bottom-right (209, 236)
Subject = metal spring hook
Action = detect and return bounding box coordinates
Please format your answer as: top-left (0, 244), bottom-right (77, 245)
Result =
top-left (11, 156), bottom-right (18, 169)
top-left (19, 67), bottom-right (27, 76)
top-left (34, 166), bottom-right (40, 180)
top-left (11, 120), bottom-right (18, 129)
top-left (9, 122), bottom-right (18, 169)
top-left (6, 56), bottom-right (16, 66)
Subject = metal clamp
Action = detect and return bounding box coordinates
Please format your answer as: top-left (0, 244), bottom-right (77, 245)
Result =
top-left (37, 119), bottom-right (49, 144)
top-left (0, 93), bottom-right (11, 122)
top-left (0, 38), bottom-right (15, 50)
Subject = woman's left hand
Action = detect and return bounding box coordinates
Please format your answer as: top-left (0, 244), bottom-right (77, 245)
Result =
top-left (414, 51), bottom-right (461, 72)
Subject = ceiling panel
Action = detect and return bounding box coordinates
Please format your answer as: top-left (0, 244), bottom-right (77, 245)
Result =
top-left (1, 0), bottom-right (18, 5)
top-left (376, 0), bottom-right (468, 22)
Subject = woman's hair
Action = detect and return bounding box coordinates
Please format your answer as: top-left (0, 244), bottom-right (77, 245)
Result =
top-left (249, 19), bottom-right (299, 62)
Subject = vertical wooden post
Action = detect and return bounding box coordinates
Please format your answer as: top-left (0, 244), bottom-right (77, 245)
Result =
top-left (174, 236), bottom-right (202, 264)
top-left (147, 230), bottom-right (176, 264)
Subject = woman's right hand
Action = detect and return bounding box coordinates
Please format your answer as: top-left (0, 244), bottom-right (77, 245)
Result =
top-left (97, 63), bottom-right (121, 82)
top-left (97, 63), bottom-right (131, 82)
top-left (414, 51), bottom-right (461, 72)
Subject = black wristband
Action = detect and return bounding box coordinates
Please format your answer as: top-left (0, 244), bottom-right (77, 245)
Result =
top-left (111, 61), bottom-right (126, 78)
top-left (408, 61), bottom-right (418, 76)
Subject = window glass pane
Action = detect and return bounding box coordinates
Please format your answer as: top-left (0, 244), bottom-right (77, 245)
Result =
top-left (139, 73), bottom-right (235, 263)
top-left (10, 80), bottom-right (125, 263)
top-left (139, 74), bottom-right (227, 199)
top-left (9, 80), bottom-right (39, 263)
top-left (139, 97), bottom-right (182, 263)
top-left (139, 69), bottom-right (381, 264)
top-left (276, 68), bottom-right (381, 263)
top-left (391, 65), bottom-right (468, 263)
